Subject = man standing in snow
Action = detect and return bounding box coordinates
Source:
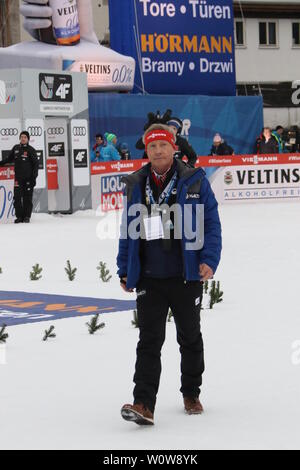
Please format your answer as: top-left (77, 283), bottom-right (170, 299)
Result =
top-left (117, 124), bottom-right (222, 425)
top-left (0, 131), bottom-right (39, 223)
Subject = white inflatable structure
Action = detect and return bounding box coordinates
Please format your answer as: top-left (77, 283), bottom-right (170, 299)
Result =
top-left (0, 0), bottom-right (135, 92)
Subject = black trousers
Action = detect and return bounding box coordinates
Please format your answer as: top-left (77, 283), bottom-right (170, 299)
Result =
top-left (14, 180), bottom-right (34, 220)
top-left (133, 277), bottom-right (204, 413)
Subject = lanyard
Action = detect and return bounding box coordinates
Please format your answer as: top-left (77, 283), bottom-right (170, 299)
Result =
top-left (146, 171), bottom-right (178, 206)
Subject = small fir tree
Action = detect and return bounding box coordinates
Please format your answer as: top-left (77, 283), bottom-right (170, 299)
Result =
top-left (209, 281), bottom-right (223, 309)
top-left (43, 325), bottom-right (56, 341)
top-left (30, 263), bottom-right (43, 281)
top-left (0, 324), bottom-right (8, 344)
top-left (97, 261), bottom-right (112, 282)
top-left (86, 314), bottom-right (105, 335)
top-left (65, 260), bottom-right (77, 281)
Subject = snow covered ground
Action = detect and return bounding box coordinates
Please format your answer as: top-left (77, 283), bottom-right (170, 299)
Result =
top-left (0, 201), bottom-right (300, 450)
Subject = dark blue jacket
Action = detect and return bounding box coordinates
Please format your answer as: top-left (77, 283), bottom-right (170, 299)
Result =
top-left (117, 160), bottom-right (222, 289)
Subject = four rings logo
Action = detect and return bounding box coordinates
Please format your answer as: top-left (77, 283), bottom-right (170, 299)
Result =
top-left (47, 127), bottom-right (64, 136)
top-left (73, 127), bottom-right (87, 137)
top-left (28, 126), bottom-right (43, 137)
top-left (0, 128), bottom-right (18, 137)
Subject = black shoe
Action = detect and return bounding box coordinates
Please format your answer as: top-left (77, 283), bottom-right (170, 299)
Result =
top-left (14, 218), bottom-right (23, 224)
top-left (23, 217), bottom-right (30, 223)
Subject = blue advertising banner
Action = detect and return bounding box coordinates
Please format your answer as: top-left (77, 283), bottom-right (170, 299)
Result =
top-left (89, 93), bottom-right (263, 177)
top-left (109, 0), bottom-right (236, 95)
top-left (0, 291), bottom-right (136, 326)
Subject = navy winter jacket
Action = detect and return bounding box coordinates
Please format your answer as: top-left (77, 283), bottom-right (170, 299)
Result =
top-left (117, 160), bottom-right (222, 289)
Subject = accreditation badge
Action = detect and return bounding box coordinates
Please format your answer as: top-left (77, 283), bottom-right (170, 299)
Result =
top-left (143, 215), bottom-right (164, 241)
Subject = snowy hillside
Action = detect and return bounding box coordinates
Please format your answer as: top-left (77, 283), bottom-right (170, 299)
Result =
top-left (0, 202), bottom-right (300, 450)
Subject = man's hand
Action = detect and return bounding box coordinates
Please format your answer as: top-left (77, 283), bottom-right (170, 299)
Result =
top-left (120, 277), bottom-right (134, 293)
top-left (20, 0), bottom-right (99, 44)
top-left (199, 263), bottom-right (214, 281)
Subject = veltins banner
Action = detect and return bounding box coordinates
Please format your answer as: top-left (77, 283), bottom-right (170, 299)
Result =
top-left (109, 0), bottom-right (236, 95)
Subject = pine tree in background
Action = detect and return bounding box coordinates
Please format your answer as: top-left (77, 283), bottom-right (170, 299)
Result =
top-left (209, 280), bottom-right (223, 309)
top-left (0, 325), bottom-right (8, 344)
top-left (30, 263), bottom-right (43, 281)
top-left (86, 314), bottom-right (105, 335)
top-left (215, 281), bottom-right (224, 304)
top-left (167, 308), bottom-right (173, 322)
top-left (209, 281), bottom-right (216, 309)
top-left (97, 261), bottom-right (112, 282)
top-left (204, 280), bottom-right (208, 294)
top-left (65, 260), bottom-right (77, 281)
top-left (0, 267), bottom-right (2, 274)
top-left (43, 325), bottom-right (56, 341)
top-left (132, 310), bottom-right (139, 328)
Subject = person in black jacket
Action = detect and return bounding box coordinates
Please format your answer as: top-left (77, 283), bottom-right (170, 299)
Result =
top-left (255, 127), bottom-right (279, 155)
top-left (210, 133), bottom-right (234, 156)
top-left (167, 117), bottom-right (197, 166)
top-left (0, 131), bottom-right (39, 223)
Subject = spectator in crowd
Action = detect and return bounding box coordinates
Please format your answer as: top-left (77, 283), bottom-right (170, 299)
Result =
top-left (272, 126), bottom-right (285, 153)
top-left (91, 134), bottom-right (105, 162)
top-left (101, 133), bottom-right (120, 161)
top-left (118, 142), bottom-right (131, 160)
top-left (167, 117), bottom-right (197, 167)
top-left (210, 134), bottom-right (234, 156)
top-left (255, 127), bottom-right (278, 154)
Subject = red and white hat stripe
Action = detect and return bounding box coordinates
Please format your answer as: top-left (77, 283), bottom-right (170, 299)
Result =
top-left (144, 130), bottom-right (177, 151)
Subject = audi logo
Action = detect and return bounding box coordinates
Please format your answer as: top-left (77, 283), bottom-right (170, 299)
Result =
top-left (28, 126), bottom-right (43, 137)
top-left (47, 127), bottom-right (64, 136)
top-left (72, 126), bottom-right (87, 137)
top-left (0, 128), bottom-right (18, 137)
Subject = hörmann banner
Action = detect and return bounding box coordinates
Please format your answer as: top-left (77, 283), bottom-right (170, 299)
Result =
top-left (109, 0), bottom-right (236, 95)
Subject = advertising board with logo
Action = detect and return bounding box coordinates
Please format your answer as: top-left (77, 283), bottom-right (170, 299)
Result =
top-left (109, 0), bottom-right (236, 95)
top-left (91, 160), bottom-right (146, 212)
top-left (204, 154), bottom-right (300, 202)
top-left (39, 73), bottom-right (74, 113)
top-left (0, 167), bottom-right (15, 223)
top-left (91, 155), bottom-right (300, 212)
top-left (71, 119), bottom-right (90, 187)
top-left (0, 119), bottom-right (21, 163)
top-left (64, 61), bottom-right (135, 91)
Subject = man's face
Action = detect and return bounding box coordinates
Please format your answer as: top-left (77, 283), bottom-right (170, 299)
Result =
top-left (96, 136), bottom-right (103, 146)
top-left (214, 140), bottom-right (221, 147)
top-left (147, 140), bottom-right (174, 172)
top-left (20, 134), bottom-right (29, 145)
top-left (277, 128), bottom-right (283, 136)
top-left (264, 129), bottom-right (271, 139)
